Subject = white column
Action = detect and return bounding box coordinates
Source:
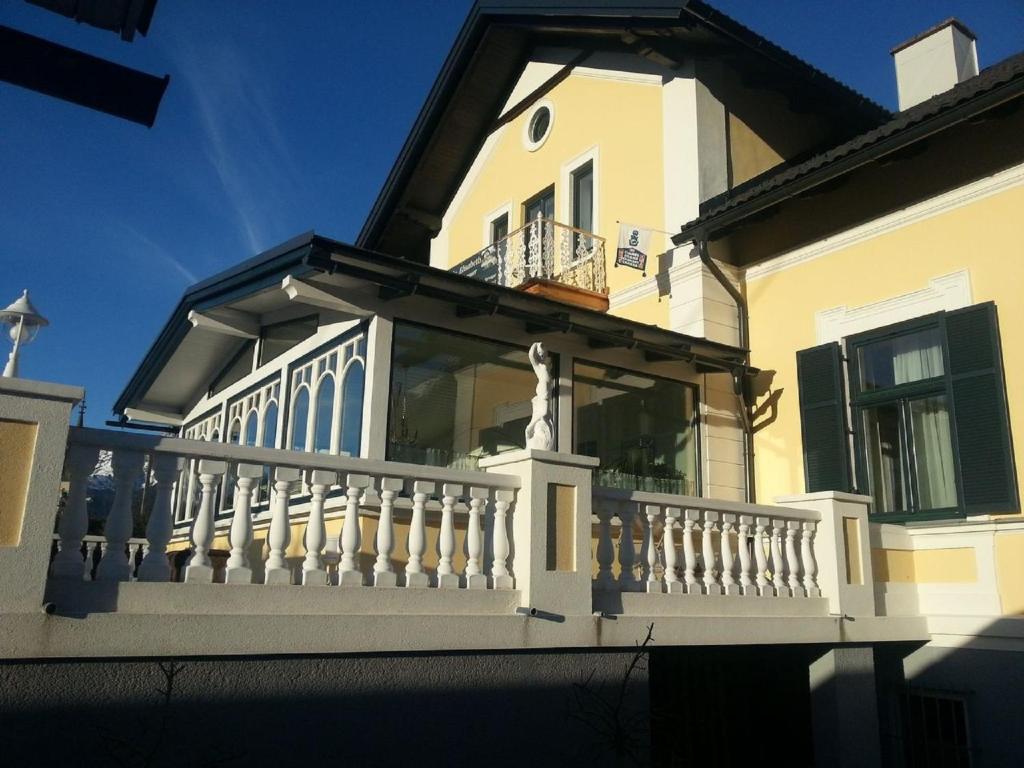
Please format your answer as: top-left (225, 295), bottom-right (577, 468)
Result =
top-left (787, 520), bottom-right (805, 597)
top-left (737, 515), bottom-right (754, 596)
top-left (802, 522), bottom-right (820, 597)
top-left (303, 469), bottom-right (338, 586)
top-left (373, 477), bottom-right (403, 587)
top-left (338, 473), bottom-right (369, 586)
top-left (644, 505), bottom-right (662, 593)
top-left (594, 505), bottom-right (616, 591)
top-left (617, 503), bottom-right (638, 591)
top-left (264, 466), bottom-right (302, 584)
top-left (754, 516), bottom-right (771, 596)
top-left (51, 444), bottom-right (99, 579)
top-left (682, 509), bottom-right (700, 594)
top-left (137, 453), bottom-right (182, 582)
top-left (464, 486), bottom-right (488, 590)
top-left (437, 483), bottom-right (462, 589)
top-left (770, 519), bottom-right (787, 597)
top-left (405, 480), bottom-right (434, 588)
top-left (224, 463), bottom-right (263, 584)
top-left (95, 450), bottom-right (146, 582)
top-left (663, 507), bottom-right (682, 593)
top-left (701, 511), bottom-right (722, 595)
top-left (720, 513), bottom-right (738, 595)
top-left (184, 459), bottom-right (227, 583)
top-left (491, 488), bottom-right (514, 590)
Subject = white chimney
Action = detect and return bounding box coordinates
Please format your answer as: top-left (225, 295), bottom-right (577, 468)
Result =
top-left (892, 19), bottom-right (979, 111)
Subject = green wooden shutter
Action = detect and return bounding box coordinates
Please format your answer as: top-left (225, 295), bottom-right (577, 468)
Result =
top-left (796, 343), bottom-right (852, 493)
top-left (945, 303), bottom-right (1019, 514)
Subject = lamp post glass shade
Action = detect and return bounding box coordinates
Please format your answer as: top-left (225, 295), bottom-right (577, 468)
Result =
top-left (1, 290), bottom-right (48, 378)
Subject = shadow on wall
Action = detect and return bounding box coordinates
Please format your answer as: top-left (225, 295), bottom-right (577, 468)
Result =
top-left (0, 648), bottom-right (651, 768)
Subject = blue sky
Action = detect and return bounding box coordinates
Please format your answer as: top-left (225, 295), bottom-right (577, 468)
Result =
top-left (2, 1), bottom-right (1021, 425)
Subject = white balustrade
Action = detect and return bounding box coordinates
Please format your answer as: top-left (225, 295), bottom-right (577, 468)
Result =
top-left (185, 460), bottom-right (227, 583)
top-left (374, 477), bottom-right (403, 587)
top-left (591, 489), bottom-right (823, 602)
top-left (340, 473), bottom-right (369, 586)
top-left (491, 488), bottom-right (514, 590)
top-left (137, 454), bottom-right (180, 582)
top-left (465, 486), bottom-right (488, 590)
top-left (302, 470), bottom-right (337, 586)
top-left (52, 444), bottom-right (99, 579)
top-left (436, 483), bottom-right (461, 589)
top-left (405, 480), bottom-right (433, 588)
top-left (225, 463), bottom-right (262, 584)
top-left (265, 467), bottom-right (302, 584)
top-left (96, 450), bottom-right (145, 582)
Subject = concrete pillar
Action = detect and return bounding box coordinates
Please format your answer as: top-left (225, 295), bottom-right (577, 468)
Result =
top-left (810, 646), bottom-right (883, 767)
top-left (478, 448), bottom-right (598, 616)
top-left (0, 377), bottom-right (83, 614)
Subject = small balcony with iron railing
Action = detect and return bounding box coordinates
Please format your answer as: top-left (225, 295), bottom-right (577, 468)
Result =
top-left (453, 215), bottom-right (609, 311)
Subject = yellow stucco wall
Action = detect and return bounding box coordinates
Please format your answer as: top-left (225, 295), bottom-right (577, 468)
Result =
top-left (995, 533), bottom-right (1024, 614)
top-left (872, 547), bottom-right (977, 584)
top-left (438, 72), bottom-right (671, 298)
top-left (0, 419), bottom-right (38, 547)
top-left (747, 181), bottom-right (1024, 508)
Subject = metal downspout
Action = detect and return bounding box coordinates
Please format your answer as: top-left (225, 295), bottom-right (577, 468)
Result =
top-left (696, 237), bottom-right (757, 503)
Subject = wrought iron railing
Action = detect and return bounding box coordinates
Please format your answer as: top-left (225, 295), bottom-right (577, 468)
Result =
top-left (457, 216), bottom-right (607, 294)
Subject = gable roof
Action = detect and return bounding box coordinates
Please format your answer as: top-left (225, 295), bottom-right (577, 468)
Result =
top-left (356, 0), bottom-right (890, 262)
top-left (675, 50), bottom-right (1024, 244)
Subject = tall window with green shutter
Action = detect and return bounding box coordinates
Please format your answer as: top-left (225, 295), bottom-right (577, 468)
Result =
top-left (796, 302), bottom-right (1018, 522)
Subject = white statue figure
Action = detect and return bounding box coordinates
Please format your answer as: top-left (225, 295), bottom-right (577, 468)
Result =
top-left (525, 341), bottom-right (555, 450)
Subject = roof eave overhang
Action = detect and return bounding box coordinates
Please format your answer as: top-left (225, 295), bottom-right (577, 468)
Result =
top-left (112, 233), bottom-right (320, 416)
top-left (674, 72), bottom-right (1024, 246)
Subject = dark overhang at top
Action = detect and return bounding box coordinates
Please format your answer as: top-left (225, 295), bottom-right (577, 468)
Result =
top-left (674, 50), bottom-right (1024, 247)
top-left (26, 0), bottom-right (158, 42)
top-left (356, 0), bottom-right (891, 263)
top-left (114, 231), bottom-right (750, 420)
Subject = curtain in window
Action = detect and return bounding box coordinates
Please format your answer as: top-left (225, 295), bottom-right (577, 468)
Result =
top-left (910, 397), bottom-right (957, 510)
top-left (892, 333), bottom-right (944, 384)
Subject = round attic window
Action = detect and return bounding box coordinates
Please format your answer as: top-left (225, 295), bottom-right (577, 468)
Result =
top-left (522, 100), bottom-right (554, 151)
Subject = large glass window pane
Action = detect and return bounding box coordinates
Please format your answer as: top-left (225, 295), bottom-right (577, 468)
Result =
top-left (574, 362), bottom-right (698, 495)
top-left (341, 362), bottom-right (365, 457)
top-left (862, 402), bottom-right (909, 515)
top-left (389, 324), bottom-right (543, 469)
top-left (909, 396), bottom-right (957, 511)
top-left (857, 328), bottom-right (944, 390)
top-left (244, 411), bottom-right (258, 448)
top-left (261, 402), bottom-right (278, 449)
top-left (291, 388), bottom-right (309, 451)
top-left (259, 315), bottom-right (317, 367)
top-left (313, 375), bottom-right (335, 454)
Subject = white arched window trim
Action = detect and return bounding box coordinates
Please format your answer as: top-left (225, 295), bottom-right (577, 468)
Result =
top-left (340, 356), bottom-right (366, 458)
top-left (288, 384), bottom-right (312, 452)
top-left (311, 370), bottom-right (337, 454)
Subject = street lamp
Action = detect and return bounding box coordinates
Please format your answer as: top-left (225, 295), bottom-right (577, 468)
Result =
top-left (1, 290), bottom-right (49, 378)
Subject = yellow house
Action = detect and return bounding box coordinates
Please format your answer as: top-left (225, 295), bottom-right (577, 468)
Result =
top-left (6, 4), bottom-right (1024, 767)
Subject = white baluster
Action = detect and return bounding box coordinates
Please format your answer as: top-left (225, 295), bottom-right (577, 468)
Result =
top-left (595, 505), bottom-right (616, 590)
top-left (682, 509), bottom-right (700, 594)
top-left (338, 473), bottom-right (369, 586)
top-left (437, 483), bottom-right (462, 589)
top-left (302, 470), bottom-right (338, 586)
top-left (406, 480), bottom-right (434, 588)
top-left (374, 477), bottom-right (403, 587)
top-left (701, 511), bottom-right (722, 595)
top-left (96, 450), bottom-right (146, 582)
top-left (465, 486), bottom-right (488, 589)
top-left (617, 503), bottom-right (638, 591)
top-left (137, 454), bottom-right (182, 582)
top-left (721, 513), bottom-right (739, 595)
top-left (644, 505), bottom-right (662, 593)
top-left (491, 489), bottom-right (514, 590)
top-left (663, 508), bottom-right (682, 593)
top-left (52, 444), bottom-right (99, 578)
top-left (737, 515), bottom-right (755, 596)
top-left (802, 523), bottom-right (821, 597)
top-left (770, 518), bottom-right (787, 597)
top-left (786, 521), bottom-right (805, 597)
top-left (223, 463), bottom-right (263, 584)
top-left (264, 466), bottom-right (302, 585)
top-left (754, 516), bottom-right (770, 597)
top-left (183, 459), bottom-right (227, 583)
